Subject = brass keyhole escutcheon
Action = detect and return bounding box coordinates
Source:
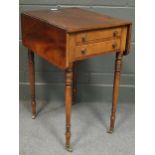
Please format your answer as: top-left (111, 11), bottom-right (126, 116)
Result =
top-left (81, 48), bottom-right (87, 54)
top-left (112, 42), bottom-right (117, 49)
top-left (113, 31), bottom-right (118, 37)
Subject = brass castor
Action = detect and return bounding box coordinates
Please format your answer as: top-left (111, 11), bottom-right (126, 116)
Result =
top-left (107, 128), bottom-right (114, 134)
top-left (65, 144), bottom-right (73, 152)
top-left (32, 114), bottom-right (36, 119)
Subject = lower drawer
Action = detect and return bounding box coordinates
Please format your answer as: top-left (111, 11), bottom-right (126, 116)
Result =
top-left (74, 39), bottom-right (121, 60)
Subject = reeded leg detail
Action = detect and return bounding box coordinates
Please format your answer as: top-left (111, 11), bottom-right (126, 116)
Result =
top-left (107, 53), bottom-right (123, 133)
top-left (65, 65), bottom-right (73, 152)
top-left (72, 62), bottom-right (77, 104)
top-left (28, 49), bottom-right (36, 119)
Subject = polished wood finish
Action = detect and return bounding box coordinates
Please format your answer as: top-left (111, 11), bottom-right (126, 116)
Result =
top-left (28, 49), bottom-right (36, 119)
top-left (21, 8), bottom-right (132, 151)
top-left (21, 14), bottom-right (66, 69)
top-left (75, 27), bottom-right (122, 44)
top-left (21, 8), bottom-right (131, 33)
top-left (124, 24), bottom-right (132, 55)
top-left (21, 8), bottom-right (131, 69)
top-left (74, 39), bottom-right (121, 60)
top-left (72, 62), bottom-right (77, 103)
top-left (65, 65), bottom-right (73, 151)
top-left (108, 52), bottom-right (123, 133)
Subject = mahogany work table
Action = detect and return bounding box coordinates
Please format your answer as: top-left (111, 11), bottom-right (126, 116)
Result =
top-left (21, 7), bottom-right (132, 152)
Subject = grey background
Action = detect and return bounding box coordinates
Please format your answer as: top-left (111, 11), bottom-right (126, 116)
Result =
top-left (19, 0), bottom-right (135, 103)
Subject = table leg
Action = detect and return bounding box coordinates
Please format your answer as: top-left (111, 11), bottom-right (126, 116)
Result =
top-left (28, 49), bottom-right (36, 119)
top-left (72, 62), bottom-right (77, 104)
top-left (65, 65), bottom-right (73, 152)
top-left (107, 52), bottom-right (123, 133)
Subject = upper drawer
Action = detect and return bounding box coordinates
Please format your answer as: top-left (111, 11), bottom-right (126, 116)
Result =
top-left (75, 27), bottom-right (122, 44)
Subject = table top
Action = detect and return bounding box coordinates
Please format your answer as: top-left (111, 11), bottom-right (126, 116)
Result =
top-left (22, 7), bottom-right (131, 33)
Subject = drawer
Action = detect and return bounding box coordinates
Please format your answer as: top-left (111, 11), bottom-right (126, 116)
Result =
top-left (75, 28), bottom-right (121, 44)
top-left (75, 39), bottom-right (121, 60)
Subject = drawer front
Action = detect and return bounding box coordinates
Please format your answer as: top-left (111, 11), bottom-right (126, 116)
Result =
top-left (75, 39), bottom-right (121, 59)
top-left (76, 28), bottom-right (121, 44)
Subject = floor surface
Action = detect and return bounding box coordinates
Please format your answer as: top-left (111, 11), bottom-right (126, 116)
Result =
top-left (19, 100), bottom-right (135, 155)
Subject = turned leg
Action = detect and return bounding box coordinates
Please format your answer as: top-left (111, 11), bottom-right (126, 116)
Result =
top-left (72, 62), bottom-right (77, 103)
top-left (28, 49), bottom-right (36, 119)
top-left (65, 65), bottom-right (73, 152)
top-left (107, 52), bottom-right (123, 133)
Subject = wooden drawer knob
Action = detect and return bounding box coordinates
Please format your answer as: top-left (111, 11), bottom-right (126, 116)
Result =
top-left (112, 42), bottom-right (118, 49)
top-left (81, 34), bottom-right (87, 42)
top-left (113, 31), bottom-right (118, 37)
top-left (81, 48), bottom-right (87, 54)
